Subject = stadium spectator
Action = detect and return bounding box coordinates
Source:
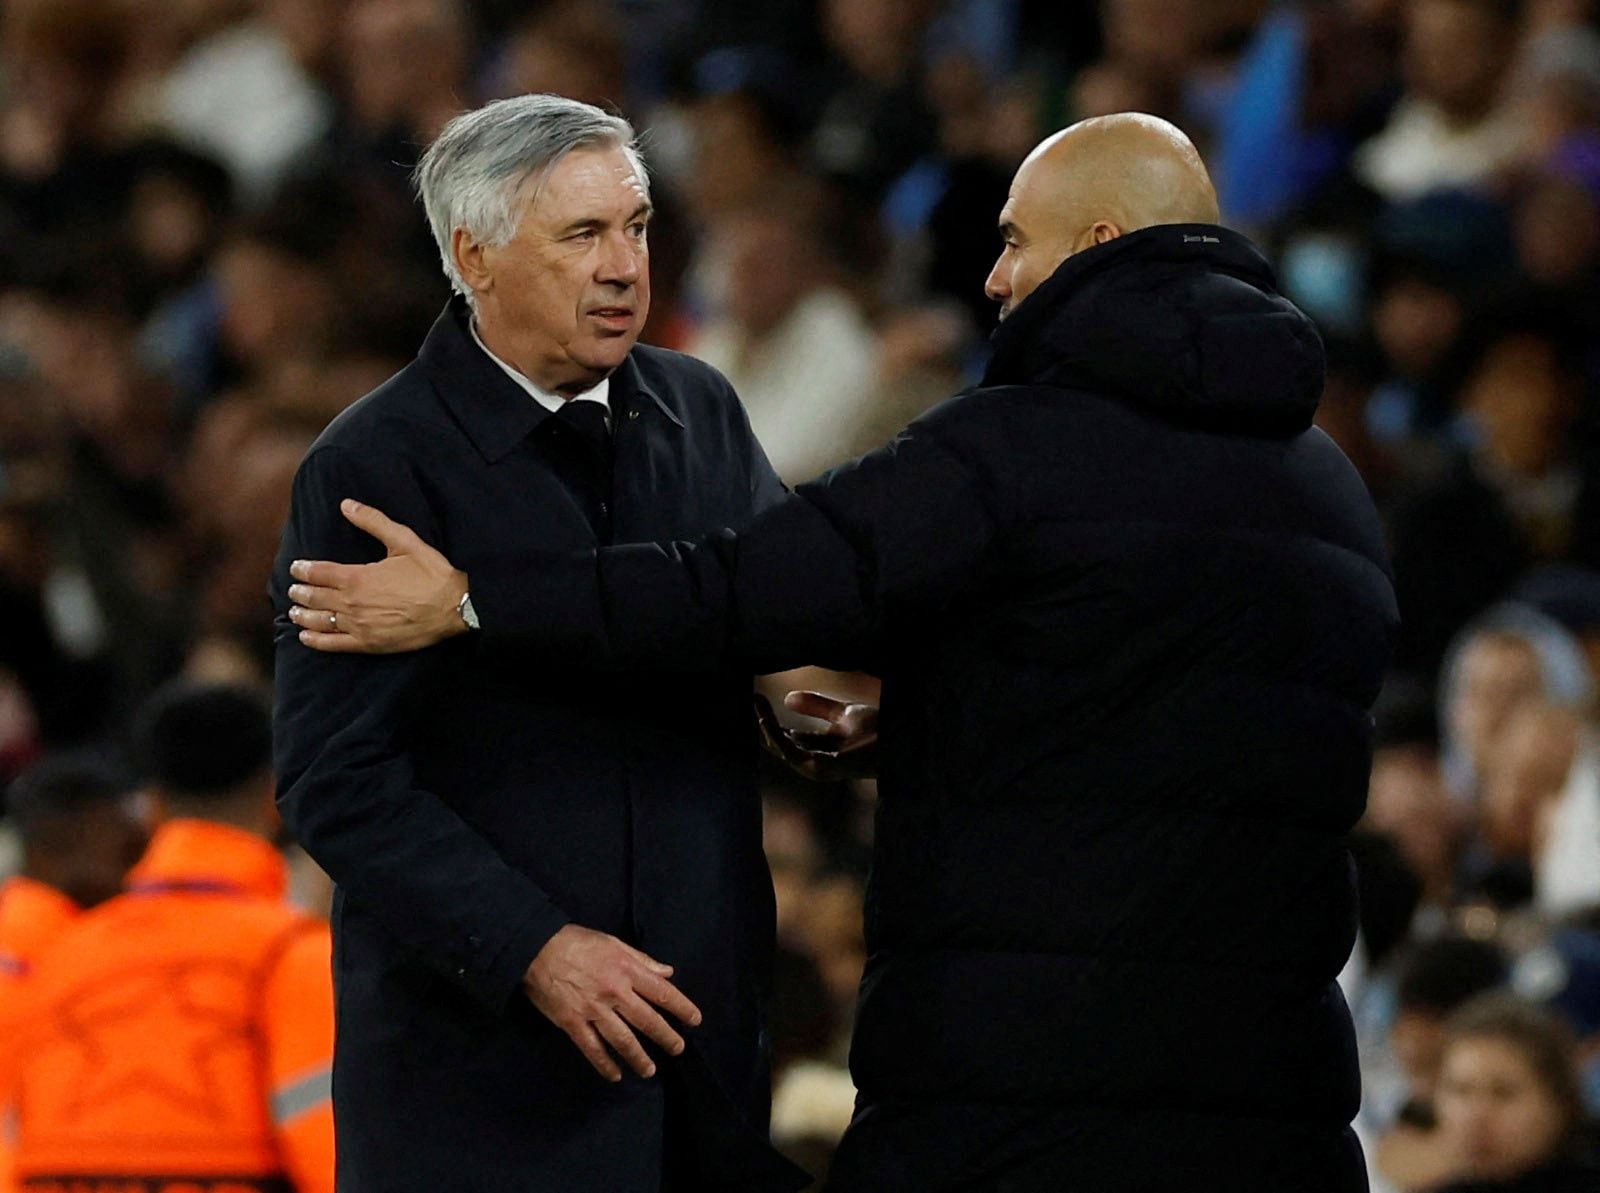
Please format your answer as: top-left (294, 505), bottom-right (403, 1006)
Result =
top-left (0, 754), bottom-right (147, 1193)
top-left (1375, 935), bottom-right (1512, 1191)
top-left (1356, 0), bottom-right (1529, 199)
top-left (1366, 681), bottom-right (1460, 920)
top-left (1438, 606), bottom-right (1592, 806)
top-left (2, 681), bottom-right (334, 1192)
top-left (159, 0), bottom-right (338, 203)
top-left (690, 201), bottom-right (881, 483)
top-left (1431, 995), bottom-right (1600, 1190)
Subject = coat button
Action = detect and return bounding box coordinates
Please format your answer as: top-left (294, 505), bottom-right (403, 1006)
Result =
top-left (627, 408), bottom-right (640, 420)
top-left (599, 502), bottom-right (609, 516)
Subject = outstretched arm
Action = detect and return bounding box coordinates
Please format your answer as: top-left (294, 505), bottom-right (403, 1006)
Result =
top-left (291, 404), bottom-right (1012, 675)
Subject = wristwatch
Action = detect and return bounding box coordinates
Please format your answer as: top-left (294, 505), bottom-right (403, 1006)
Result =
top-left (457, 590), bottom-right (480, 631)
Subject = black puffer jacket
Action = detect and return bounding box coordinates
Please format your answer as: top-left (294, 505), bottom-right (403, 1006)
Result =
top-left (478, 225), bottom-right (1400, 1191)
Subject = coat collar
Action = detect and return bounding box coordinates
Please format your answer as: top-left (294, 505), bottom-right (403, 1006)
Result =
top-left (417, 297), bottom-right (682, 464)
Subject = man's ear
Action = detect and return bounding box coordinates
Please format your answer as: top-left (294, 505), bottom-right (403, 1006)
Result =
top-left (453, 227), bottom-right (493, 299)
top-left (1090, 220), bottom-right (1124, 247)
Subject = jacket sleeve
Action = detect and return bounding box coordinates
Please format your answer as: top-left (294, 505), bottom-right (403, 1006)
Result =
top-left (261, 922), bottom-right (336, 1193)
top-left (272, 444), bottom-right (569, 1012)
top-left (469, 404), bottom-right (1010, 672)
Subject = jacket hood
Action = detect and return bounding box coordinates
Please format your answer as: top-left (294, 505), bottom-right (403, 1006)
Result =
top-left (982, 224), bottom-right (1325, 436)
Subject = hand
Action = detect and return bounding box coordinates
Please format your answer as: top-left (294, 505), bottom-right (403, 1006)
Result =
top-left (288, 499), bottom-right (469, 654)
top-left (754, 691), bottom-right (880, 781)
top-left (523, 924), bottom-right (703, 1083)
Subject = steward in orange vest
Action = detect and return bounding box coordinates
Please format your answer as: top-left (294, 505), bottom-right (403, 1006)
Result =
top-left (0, 755), bottom-right (150, 1193)
top-left (5, 684), bottom-right (334, 1193)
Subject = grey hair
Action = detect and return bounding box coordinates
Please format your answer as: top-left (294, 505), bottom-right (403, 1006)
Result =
top-left (414, 94), bottom-right (650, 303)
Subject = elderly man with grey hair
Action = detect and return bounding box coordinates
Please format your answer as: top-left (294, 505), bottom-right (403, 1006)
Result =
top-left (270, 94), bottom-right (807, 1192)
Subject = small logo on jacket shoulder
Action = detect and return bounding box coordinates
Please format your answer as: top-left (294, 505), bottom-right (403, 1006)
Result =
top-left (1183, 234), bottom-right (1221, 244)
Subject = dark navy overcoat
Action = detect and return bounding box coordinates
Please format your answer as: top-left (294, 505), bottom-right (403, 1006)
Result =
top-left (272, 298), bottom-right (807, 1192)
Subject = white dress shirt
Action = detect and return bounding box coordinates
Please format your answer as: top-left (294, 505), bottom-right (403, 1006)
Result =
top-left (470, 319), bottom-right (611, 426)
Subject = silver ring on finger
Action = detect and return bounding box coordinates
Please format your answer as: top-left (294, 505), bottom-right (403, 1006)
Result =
top-left (329, 611), bottom-right (339, 631)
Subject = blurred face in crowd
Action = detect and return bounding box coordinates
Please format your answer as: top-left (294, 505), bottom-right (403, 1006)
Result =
top-left (1102, 0), bottom-right (1196, 72)
top-left (1367, 743), bottom-right (1457, 896)
top-left (823, 0), bottom-right (936, 84)
top-left (502, 0), bottom-right (625, 110)
top-left (1479, 702), bottom-right (1577, 859)
top-left (1449, 633), bottom-right (1543, 780)
top-left (456, 144), bottom-right (651, 394)
top-left (1392, 1007), bottom-right (1453, 1099)
top-left (1516, 176), bottom-right (1600, 288)
top-left (1405, 0), bottom-right (1515, 121)
top-left (344, 0), bottom-right (466, 132)
top-left (1372, 275), bottom-right (1462, 381)
top-left (1436, 1034), bottom-right (1572, 1180)
top-left (130, 175), bottom-right (217, 283)
top-left (1462, 334), bottom-right (1578, 478)
top-left (264, 0), bottom-right (345, 74)
top-left (687, 94), bottom-right (790, 223)
top-left (722, 213), bottom-right (813, 340)
top-left (216, 240), bottom-right (335, 370)
top-left (33, 796), bottom-right (151, 909)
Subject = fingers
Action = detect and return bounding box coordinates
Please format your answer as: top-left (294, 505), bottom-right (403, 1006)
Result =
top-left (341, 499), bottom-right (426, 556)
top-left (636, 970), bottom-right (703, 1029)
top-left (620, 941), bottom-right (674, 977)
top-left (755, 698), bottom-right (813, 769)
top-left (287, 584), bottom-right (341, 613)
top-left (784, 690), bottom-right (852, 729)
top-left (296, 630), bottom-right (365, 653)
top-left (288, 605), bottom-right (340, 633)
top-left (289, 559), bottom-right (361, 588)
top-left (593, 1009), bottom-right (656, 1079)
top-left (617, 993), bottom-right (685, 1057)
top-left (571, 1021), bottom-right (624, 1083)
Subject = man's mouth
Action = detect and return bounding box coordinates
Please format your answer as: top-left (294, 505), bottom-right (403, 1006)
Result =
top-left (587, 307), bottom-right (634, 330)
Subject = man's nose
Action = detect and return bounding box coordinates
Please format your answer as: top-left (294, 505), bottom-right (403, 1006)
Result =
top-left (983, 256), bottom-right (1009, 304)
top-left (596, 232), bottom-right (643, 286)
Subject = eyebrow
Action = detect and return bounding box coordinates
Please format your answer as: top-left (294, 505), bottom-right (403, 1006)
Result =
top-left (559, 203), bottom-right (654, 236)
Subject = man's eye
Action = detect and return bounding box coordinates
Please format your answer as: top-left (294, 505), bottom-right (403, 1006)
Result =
top-left (570, 229), bottom-right (597, 243)
top-left (627, 223), bottom-right (648, 238)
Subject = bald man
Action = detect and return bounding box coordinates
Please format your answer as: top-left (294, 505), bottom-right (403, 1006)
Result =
top-left (287, 115), bottom-right (1397, 1191)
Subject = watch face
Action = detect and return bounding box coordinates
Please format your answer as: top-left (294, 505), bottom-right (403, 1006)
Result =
top-left (460, 592), bottom-right (481, 630)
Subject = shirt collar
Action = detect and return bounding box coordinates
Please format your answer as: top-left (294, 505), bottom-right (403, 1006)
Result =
top-left (469, 317), bottom-right (611, 419)
top-left (126, 820), bottom-right (288, 902)
top-left (417, 297), bottom-right (682, 462)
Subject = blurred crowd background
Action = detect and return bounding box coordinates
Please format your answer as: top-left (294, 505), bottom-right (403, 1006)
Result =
top-left (1, 0), bottom-right (1600, 1189)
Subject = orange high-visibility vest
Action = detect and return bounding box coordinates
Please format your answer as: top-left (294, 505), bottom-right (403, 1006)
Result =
top-left (0, 878), bottom-right (82, 1193)
top-left (5, 821), bottom-right (334, 1193)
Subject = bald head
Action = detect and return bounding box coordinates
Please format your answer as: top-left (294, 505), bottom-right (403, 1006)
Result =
top-left (985, 113), bottom-right (1220, 319)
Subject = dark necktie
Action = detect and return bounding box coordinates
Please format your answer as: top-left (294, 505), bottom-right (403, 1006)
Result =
top-left (554, 398), bottom-right (613, 538)
top-left (557, 399), bottom-right (611, 465)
